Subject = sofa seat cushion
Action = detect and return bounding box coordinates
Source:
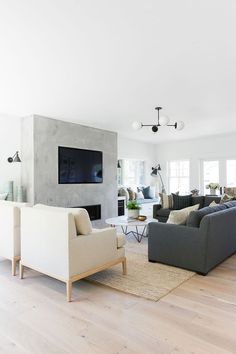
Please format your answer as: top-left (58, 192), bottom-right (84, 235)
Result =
top-left (186, 204), bottom-right (227, 228)
top-left (167, 204), bottom-right (200, 225)
top-left (34, 204), bottom-right (92, 235)
top-left (117, 233), bottom-right (125, 248)
top-left (156, 208), bottom-right (171, 217)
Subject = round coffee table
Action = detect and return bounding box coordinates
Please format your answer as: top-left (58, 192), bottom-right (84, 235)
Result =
top-left (105, 216), bottom-right (158, 243)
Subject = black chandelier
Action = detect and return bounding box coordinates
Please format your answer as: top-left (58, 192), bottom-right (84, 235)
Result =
top-left (132, 107), bottom-right (184, 133)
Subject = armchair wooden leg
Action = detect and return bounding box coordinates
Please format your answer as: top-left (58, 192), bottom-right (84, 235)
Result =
top-left (12, 258), bottom-right (17, 276)
top-left (66, 280), bottom-right (72, 302)
top-left (19, 261), bottom-right (24, 279)
top-left (122, 258), bottom-right (127, 275)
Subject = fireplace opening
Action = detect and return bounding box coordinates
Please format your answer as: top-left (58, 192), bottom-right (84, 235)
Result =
top-left (73, 204), bottom-right (101, 221)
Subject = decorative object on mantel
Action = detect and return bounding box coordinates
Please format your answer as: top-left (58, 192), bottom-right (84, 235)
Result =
top-left (127, 200), bottom-right (141, 219)
top-left (132, 106), bottom-right (185, 133)
top-left (206, 183), bottom-right (220, 195)
top-left (191, 189), bottom-right (200, 196)
top-left (7, 151), bottom-right (21, 163)
top-left (16, 186), bottom-right (24, 202)
top-left (6, 181), bottom-right (14, 201)
top-left (151, 164), bottom-right (166, 194)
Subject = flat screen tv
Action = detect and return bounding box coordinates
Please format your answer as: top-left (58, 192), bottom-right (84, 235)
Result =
top-left (58, 146), bottom-right (103, 184)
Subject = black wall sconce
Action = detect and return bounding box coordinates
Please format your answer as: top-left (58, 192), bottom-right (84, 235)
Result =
top-left (8, 151), bottom-right (21, 163)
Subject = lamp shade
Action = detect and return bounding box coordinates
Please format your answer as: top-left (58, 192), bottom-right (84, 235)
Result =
top-left (176, 121), bottom-right (185, 131)
top-left (13, 152), bottom-right (21, 162)
top-left (159, 115), bottom-right (170, 126)
top-left (132, 121), bottom-right (142, 130)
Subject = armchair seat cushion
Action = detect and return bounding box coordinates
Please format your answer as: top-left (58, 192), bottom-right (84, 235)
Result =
top-left (117, 233), bottom-right (126, 248)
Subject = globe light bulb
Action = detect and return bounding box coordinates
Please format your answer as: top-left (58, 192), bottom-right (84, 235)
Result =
top-left (176, 121), bottom-right (185, 131)
top-left (132, 121), bottom-right (142, 130)
top-left (152, 125), bottom-right (158, 133)
top-left (159, 115), bottom-right (170, 126)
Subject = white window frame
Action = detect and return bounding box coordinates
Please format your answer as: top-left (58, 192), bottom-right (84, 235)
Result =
top-left (167, 160), bottom-right (190, 194)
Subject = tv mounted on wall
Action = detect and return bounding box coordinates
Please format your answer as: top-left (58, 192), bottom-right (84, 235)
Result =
top-left (58, 146), bottom-right (103, 184)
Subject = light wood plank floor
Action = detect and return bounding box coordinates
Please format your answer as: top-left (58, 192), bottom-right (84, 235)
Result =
top-left (0, 252), bottom-right (235, 354)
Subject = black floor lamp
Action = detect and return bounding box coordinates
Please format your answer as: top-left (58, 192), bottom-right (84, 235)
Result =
top-left (151, 164), bottom-right (166, 194)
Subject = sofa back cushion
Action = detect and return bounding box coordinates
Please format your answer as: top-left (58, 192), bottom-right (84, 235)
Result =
top-left (172, 194), bottom-right (192, 210)
top-left (34, 204), bottom-right (92, 235)
top-left (186, 204), bottom-right (227, 228)
top-left (223, 200), bottom-right (236, 209)
top-left (204, 195), bottom-right (221, 207)
top-left (191, 196), bottom-right (205, 209)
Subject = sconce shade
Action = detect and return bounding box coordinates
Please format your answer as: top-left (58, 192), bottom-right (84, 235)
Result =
top-left (8, 151), bottom-right (21, 163)
top-left (117, 160), bottom-right (121, 168)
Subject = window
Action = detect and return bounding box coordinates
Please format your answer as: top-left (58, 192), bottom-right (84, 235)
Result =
top-left (119, 159), bottom-right (145, 187)
top-left (227, 160), bottom-right (236, 186)
top-left (168, 160), bottom-right (190, 194)
top-left (203, 160), bottom-right (219, 194)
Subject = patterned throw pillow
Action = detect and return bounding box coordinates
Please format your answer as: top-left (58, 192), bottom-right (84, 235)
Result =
top-left (127, 187), bottom-right (136, 200)
top-left (172, 193), bottom-right (192, 210)
top-left (118, 187), bottom-right (129, 201)
top-left (159, 193), bottom-right (173, 209)
top-left (220, 194), bottom-right (236, 204)
top-left (224, 187), bottom-right (236, 196)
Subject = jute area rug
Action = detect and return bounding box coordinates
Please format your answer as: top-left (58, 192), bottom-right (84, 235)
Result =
top-left (87, 237), bottom-right (195, 301)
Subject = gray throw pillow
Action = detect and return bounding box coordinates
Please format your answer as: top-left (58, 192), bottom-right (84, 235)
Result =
top-left (143, 186), bottom-right (155, 199)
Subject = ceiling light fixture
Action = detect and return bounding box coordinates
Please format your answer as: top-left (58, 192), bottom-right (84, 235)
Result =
top-left (132, 107), bottom-right (185, 133)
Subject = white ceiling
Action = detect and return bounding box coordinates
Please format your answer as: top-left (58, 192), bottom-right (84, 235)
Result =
top-left (0, 0), bottom-right (236, 143)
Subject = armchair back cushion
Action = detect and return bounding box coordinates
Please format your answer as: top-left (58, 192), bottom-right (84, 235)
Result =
top-left (34, 204), bottom-right (92, 235)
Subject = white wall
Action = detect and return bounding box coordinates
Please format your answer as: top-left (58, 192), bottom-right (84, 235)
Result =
top-left (118, 135), bottom-right (157, 188)
top-left (0, 115), bottom-right (21, 195)
top-left (156, 132), bottom-right (236, 193)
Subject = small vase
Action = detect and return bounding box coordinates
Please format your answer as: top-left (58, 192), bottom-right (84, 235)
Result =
top-left (210, 188), bottom-right (216, 195)
top-left (128, 209), bottom-right (139, 219)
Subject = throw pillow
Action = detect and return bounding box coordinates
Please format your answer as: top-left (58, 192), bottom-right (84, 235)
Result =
top-left (159, 193), bottom-right (173, 209)
top-left (143, 186), bottom-right (156, 199)
top-left (220, 193), bottom-right (236, 204)
top-left (137, 191), bottom-right (144, 199)
top-left (167, 204), bottom-right (200, 225)
top-left (127, 187), bottom-right (136, 200)
top-left (224, 187), bottom-right (236, 196)
top-left (209, 200), bottom-right (218, 207)
top-left (118, 187), bottom-right (129, 201)
top-left (172, 193), bottom-right (192, 210)
top-left (0, 193), bottom-right (8, 200)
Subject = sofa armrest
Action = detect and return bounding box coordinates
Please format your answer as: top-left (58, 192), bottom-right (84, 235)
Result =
top-left (153, 204), bottom-right (162, 218)
top-left (69, 228), bottom-right (122, 276)
top-left (147, 222), bottom-right (207, 273)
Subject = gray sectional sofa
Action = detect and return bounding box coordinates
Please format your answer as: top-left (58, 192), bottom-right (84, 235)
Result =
top-left (148, 200), bottom-right (236, 275)
top-left (153, 195), bottom-right (221, 222)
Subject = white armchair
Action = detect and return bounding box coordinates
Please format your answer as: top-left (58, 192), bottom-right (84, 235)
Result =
top-left (0, 201), bottom-right (29, 275)
top-left (20, 205), bottom-right (126, 301)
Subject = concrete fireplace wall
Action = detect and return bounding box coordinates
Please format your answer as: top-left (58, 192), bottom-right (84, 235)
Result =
top-left (21, 115), bottom-right (117, 227)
